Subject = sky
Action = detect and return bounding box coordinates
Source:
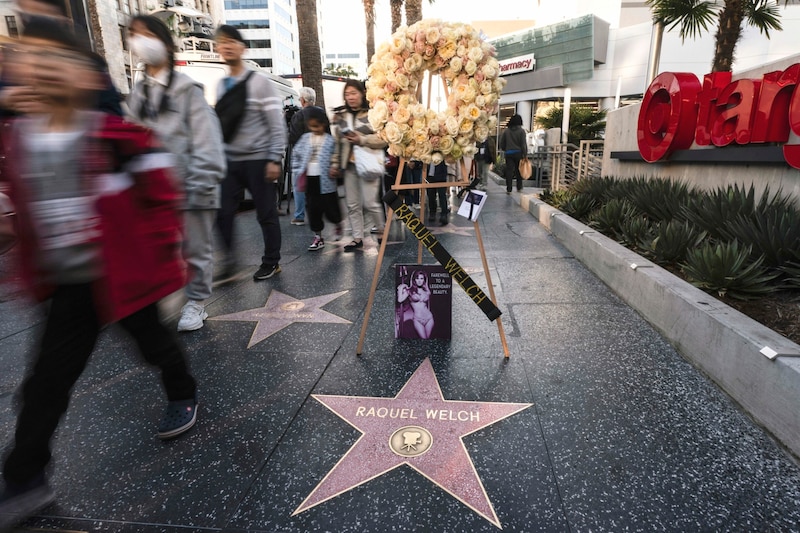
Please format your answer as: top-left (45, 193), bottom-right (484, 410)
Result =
top-left (320, 0), bottom-right (539, 52)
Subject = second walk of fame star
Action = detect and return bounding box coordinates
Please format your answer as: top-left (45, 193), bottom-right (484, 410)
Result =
top-left (209, 290), bottom-right (351, 348)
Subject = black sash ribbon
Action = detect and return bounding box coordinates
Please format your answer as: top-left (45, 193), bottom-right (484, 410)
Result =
top-left (383, 191), bottom-right (502, 322)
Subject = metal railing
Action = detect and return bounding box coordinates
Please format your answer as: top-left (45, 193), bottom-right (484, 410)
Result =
top-left (528, 140), bottom-right (604, 191)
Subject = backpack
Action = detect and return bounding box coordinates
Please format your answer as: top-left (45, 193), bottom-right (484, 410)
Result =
top-left (215, 71), bottom-right (255, 143)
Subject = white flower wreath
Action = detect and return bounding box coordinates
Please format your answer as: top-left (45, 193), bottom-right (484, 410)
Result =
top-left (366, 19), bottom-right (505, 165)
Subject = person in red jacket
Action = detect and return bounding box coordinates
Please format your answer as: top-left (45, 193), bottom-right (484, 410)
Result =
top-left (0, 18), bottom-right (198, 529)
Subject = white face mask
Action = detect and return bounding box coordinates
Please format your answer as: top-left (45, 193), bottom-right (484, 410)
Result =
top-left (129, 35), bottom-right (168, 67)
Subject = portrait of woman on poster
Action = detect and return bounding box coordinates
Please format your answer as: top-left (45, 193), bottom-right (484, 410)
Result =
top-left (397, 270), bottom-right (434, 339)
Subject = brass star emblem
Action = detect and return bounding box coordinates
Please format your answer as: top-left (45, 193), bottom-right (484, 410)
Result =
top-left (293, 358), bottom-right (532, 528)
top-left (209, 290), bottom-right (351, 348)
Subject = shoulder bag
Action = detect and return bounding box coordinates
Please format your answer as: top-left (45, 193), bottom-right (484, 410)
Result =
top-left (353, 145), bottom-right (385, 182)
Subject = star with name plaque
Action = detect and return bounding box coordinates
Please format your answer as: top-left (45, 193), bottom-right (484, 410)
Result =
top-left (293, 358), bottom-right (532, 528)
top-left (209, 290), bottom-right (351, 348)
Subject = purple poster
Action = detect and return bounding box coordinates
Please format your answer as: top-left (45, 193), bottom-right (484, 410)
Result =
top-left (395, 264), bottom-right (452, 339)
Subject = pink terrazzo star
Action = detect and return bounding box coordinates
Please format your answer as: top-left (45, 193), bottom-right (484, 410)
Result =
top-left (209, 290), bottom-right (351, 348)
top-left (293, 358), bottom-right (532, 528)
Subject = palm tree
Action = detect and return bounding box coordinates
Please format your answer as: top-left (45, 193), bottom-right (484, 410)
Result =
top-left (535, 105), bottom-right (607, 145)
top-left (295, 0), bottom-right (326, 108)
top-left (390, 0), bottom-right (404, 32)
top-left (363, 0), bottom-right (376, 64)
top-left (645, 0), bottom-right (785, 72)
top-left (405, 0), bottom-right (423, 26)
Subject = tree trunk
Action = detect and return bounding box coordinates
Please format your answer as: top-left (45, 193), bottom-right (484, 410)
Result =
top-left (405, 0), bottom-right (422, 27)
top-left (363, 0), bottom-right (376, 66)
top-left (296, 0), bottom-right (326, 109)
top-left (390, 0), bottom-right (404, 33)
top-left (712, 0), bottom-right (745, 72)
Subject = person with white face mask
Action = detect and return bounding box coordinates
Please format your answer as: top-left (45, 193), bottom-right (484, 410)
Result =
top-left (126, 15), bottom-right (226, 332)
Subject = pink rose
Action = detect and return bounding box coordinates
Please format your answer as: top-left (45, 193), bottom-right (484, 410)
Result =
top-left (424, 45), bottom-right (435, 58)
top-left (385, 81), bottom-right (398, 93)
top-left (430, 136), bottom-right (441, 148)
top-left (414, 42), bottom-right (425, 54)
top-left (388, 101), bottom-right (400, 112)
top-left (434, 55), bottom-right (446, 68)
top-left (474, 71), bottom-right (485, 82)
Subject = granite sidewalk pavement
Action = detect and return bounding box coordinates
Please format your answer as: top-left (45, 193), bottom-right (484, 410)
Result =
top-left (1, 179), bottom-right (800, 532)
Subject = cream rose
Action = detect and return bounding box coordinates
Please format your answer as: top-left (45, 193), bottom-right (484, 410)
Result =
top-left (445, 116), bottom-right (460, 137)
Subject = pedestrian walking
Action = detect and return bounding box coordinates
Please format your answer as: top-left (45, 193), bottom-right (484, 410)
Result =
top-left (330, 80), bottom-right (387, 252)
top-left (0, 19), bottom-right (198, 530)
top-left (500, 114), bottom-right (527, 194)
top-left (290, 106), bottom-right (341, 251)
top-left (213, 25), bottom-right (287, 281)
top-left (126, 15), bottom-right (226, 332)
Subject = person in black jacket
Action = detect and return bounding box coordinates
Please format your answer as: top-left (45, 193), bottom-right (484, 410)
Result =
top-left (499, 114), bottom-right (528, 194)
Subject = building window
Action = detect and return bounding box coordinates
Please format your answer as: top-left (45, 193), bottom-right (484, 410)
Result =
top-left (120, 25), bottom-right (129, 51)
top-left (225, 0), bottom-right (268, 8)
top-left (251, 58), bottom-right (273, 68)
top-left (226, 19), bottom-right (270, 29)
top-left (246, 39), bottom-right (271, 48)
top-left (5, 16), bottom-right (18, 38)
top-left (118, 0), bottom-right (130, 14)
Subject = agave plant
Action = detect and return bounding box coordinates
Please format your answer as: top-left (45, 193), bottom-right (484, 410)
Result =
top-left (589, 198), bottom-right (638, 239)
top-left (626, 177), bottom-right (697, 223)
top-left (561, 194), bottom-right (597, 221)
top-left (646, 219), bottom-right (707, 265)
top-left (681, 241), bottom-right (779, 300)
top-left (619, 216), bottom-right (655, 251)
top-left (570, 176), bottom-right (621, 204)
top-left (726, 207), bottom-right (800, 270)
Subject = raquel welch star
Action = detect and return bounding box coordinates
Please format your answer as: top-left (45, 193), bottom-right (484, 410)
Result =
top-left (293, 358), bottom-right (532, 528)
top-left (209, 290), bottom-right (351, 348)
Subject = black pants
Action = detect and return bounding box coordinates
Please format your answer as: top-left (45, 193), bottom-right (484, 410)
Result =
top-left (504, 153), bottom-right (523, 192)
top-left (426, 184), bottom-right (449, 218)
top-left (2, 283), bottom-right (196, 485)
top-left (218, 159), bottom-right (282, 267)
top-left (306, 176), bottom-right (342, 234)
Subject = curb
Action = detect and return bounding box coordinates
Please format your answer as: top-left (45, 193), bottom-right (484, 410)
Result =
top-left (513, 191), bottom-right (800, 459)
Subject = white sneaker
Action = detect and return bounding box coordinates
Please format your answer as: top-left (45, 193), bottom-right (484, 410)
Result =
top-left (177, 301), bottom-right (208, 332)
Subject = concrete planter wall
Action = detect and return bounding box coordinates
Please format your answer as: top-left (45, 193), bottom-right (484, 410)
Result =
top-left (520, 193), bottom-right (800, 459)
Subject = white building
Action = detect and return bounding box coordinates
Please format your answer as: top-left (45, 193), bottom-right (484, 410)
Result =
top-left (494, 0), bottom-right (800, 134)
top-left (222, 0), bottom-right (299, 74)
top-left (0, 0), bottom-right (226, 94)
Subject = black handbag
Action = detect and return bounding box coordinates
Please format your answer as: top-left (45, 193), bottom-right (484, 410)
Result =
top-left (215, 71), bottom-right (254, 143)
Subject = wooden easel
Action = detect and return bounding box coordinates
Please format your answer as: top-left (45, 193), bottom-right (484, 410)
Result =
top-left (356, 73), bottom-right (510, 358)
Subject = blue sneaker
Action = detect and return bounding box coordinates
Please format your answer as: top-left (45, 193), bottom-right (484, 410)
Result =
top-left (158, 396), bottom-right (198, 440)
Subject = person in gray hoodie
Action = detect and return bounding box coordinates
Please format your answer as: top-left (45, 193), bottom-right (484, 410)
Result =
top-left (126, 15), bottom-right (226, 332)
top-left (214, 25), bottom-right (287, 282)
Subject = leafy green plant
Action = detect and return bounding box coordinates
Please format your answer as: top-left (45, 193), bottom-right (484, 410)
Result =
top-left (646, 219), bottom-right (707, 265)
top-left (681, 183), bottom-right (761, 240)
top-left (626, 178), bottom-right (697, 222)
top-left (589, 199), bottom-right (637, 238)
top-left (534, 105), bottom-right (607, 145)
top-left (539, 188), bottom-right (574, 210)
top-left (561, 194), bottom-right (597, 220)
top-left (681, 241), bottom-right (778, 300)
top-left (725, 202), bottom-right (800, 270)
top-left (619, 216), bottom-right (654, 251)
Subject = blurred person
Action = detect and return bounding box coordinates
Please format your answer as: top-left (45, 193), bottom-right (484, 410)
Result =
top-left (500, 114), bottom-right (527, 194)
top-left (0, 0), bottom-right (122, 118)
top-left (0, 18), bottom-right (198, 530)
top-left (126, 15), bottom-right (226, 332)
top-left (425, 160), bottom-right (449, 226)
top-left (214, 25), bottom-right (287, 281)
top-left (330, 79), bottom-right (387, 252)
top-left (290, 107), bottom-right (341, 251)
top-left (287, 86), bottom-right (317, 226)
top-left (475, 139), bottom-right (495, 191)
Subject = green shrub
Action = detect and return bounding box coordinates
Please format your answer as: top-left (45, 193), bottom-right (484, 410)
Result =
top-left (561, 194), bottom-right (597, 220)
top-left (619, 216), bottom-right (654, 251)
top-left (725, 204), bottom-right (800, 271)
top-left (626, 178), bottom-right (697, 223)
top-left (589, 198), bottom-right (637, 238)
top-left (681, 241), bottom-right (778, 300)
top-left (646, 219), bottom-right (706, 265)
